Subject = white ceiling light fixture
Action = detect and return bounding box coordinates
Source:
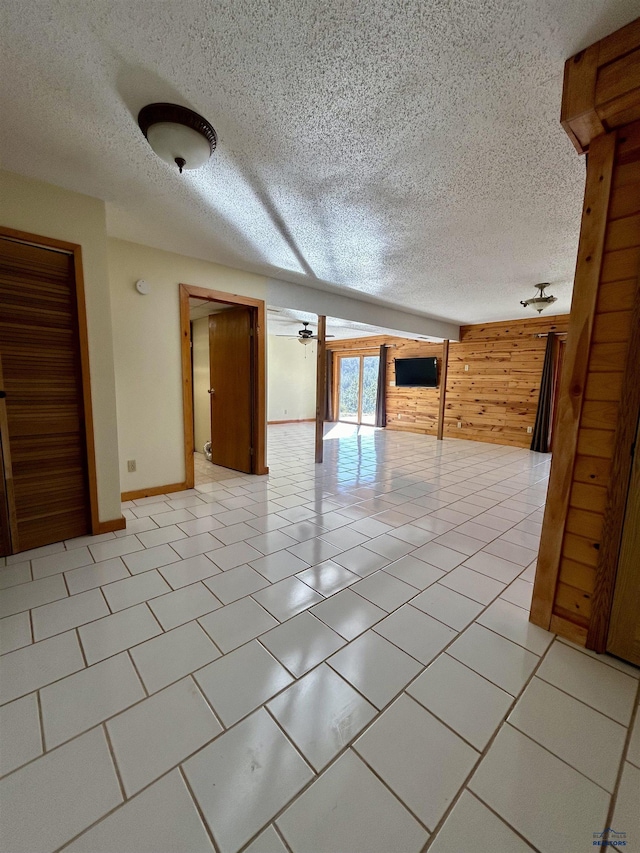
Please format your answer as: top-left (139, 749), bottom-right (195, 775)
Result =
top-left (138, 103), bottom-right (217, 174)
top-left (520, 282), bottom-right (557, 314)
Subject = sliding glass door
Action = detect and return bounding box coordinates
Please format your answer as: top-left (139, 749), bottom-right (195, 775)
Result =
top-left (338, 354), bottom-right (380, 425)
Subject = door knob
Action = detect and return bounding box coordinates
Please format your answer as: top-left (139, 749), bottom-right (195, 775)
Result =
top-left (208, 389), bottom-right (215, 395)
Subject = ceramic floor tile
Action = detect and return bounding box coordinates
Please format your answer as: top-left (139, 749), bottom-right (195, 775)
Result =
top-left (245, 529), bottom-right (298, 555)
top-left (78, 603), bottom-right (162, 665)
top-left (170, 532), bottom-right (223, 559)
top-left (64, 770), bottom-right (216, 853)
top-left (0, 727), bottom-right (121, 853)
top-left (318, 527), bottom-right (369, 550)
top-left (612, 763), bottom-right (640, 842)
top-left (195, 639), bottom-right (292, 726)
top-left (432, 530), bottom-right (486, 557)
top-left (440, 565), bottom-right (506, 604)
top-left (41, 652), bottom-right (145, 749)
top-left (131, 621), bottom-right (221, 694)
top-left (200, 522), bottom-right (254, 546)
top-left (286, 537), bottom-right (344, 565)
top-left (260, 611), bottom-right (345, 677)
top-left (536, 641), bottom-right (637, 726)
top-left (348, 517), bottom-right (393, 538)
top-left (0, 611), bottom-right (32, 655)
top-left (469, 724), bottom-right (610, 853)
top-left (122, 544), bottom-right (182, 575)
top-left (363, 533), bottom-right (415, 560)
top-left (327, 629), bottom-right (422, 709)
top-left (277, 749), bottom-right (428, 853)
top-left (411, 583), bottom-right (484, 630)
top-left (249, 549), bottom-right (310, 582)
top-left (411, 541), bottom-right (467, 571)
top-left (277, 520), bottom-right (326, 540)
top-left (32, 588), bottom-right (110, 640)
top-left (268, 663), bottom-right (377, 771)
top-left (500, 528), bottom-right (540, 550)
top-left (448, 623), bottom-right (539, 696)
top-left (107, 676), bottom-right (222, 796)
top-left (0, 574), bottom-right (68, 619)
top-left (387, 523), bottom-right (438, 546)
top-left (252, 576), bottom-right (323, 622)
top-left (501, 578), bottom-right (534, 610)
top-left (199, 597), bottom-right (278, 653)
top-left (159, 553), bottom-right (221, 589)
top-left (0, 693), bottom-right (42, 776)
top-left (89, 535), bottom-right (146, 562)
top-left (383, 555), bottom-right (445, 590)
top-left (203, 564), bottom-right (269, 604)
top-left (116, 516), bottom-right (161, 537)
top-left (5, 542), bottom-right (64, 565)
top-left (351, 571), bottom-right (417, 612)
top-left (101, 570), bottom-right (171, 612)
top-left (310, 588), bottom-right (386, 640)
top-left (508, 677), bottom-right (626, 792)
top-left (454, 520), bottom-right (502, 543)
top-left (462, 551), bottom-right (524, 584)
top-left (149, 582), bottom-right (222, 630)
top-left (149, 507), bottom-right (196, 528)
top-left (0, 630), bottom-right (85, 704)
top-left (477, 597), bottom-right (554, 655)
top-left (0, 561), bottom-right (31, 590)
top-left (408, 653), bottom-right (513, 750)
top-left (244, 826), bottom-right (288, 853)
top-left (205, 541), bottom-right (265, 572)
top-left (31, 546), bottom-right (94, 580)
top-left (374, 604), bottom-right (456, 665)
top-left (557, 638), bottom-right (640, 679)
top-left (411, 515), bottom-right (456, 535)
top-left (482, 539), bottom-right (537, 567)
top-left (429, 790), bottom-right (534, 853)
top-left (296, 560), bottom-right (360, 595)
top-left (354, 694), bottom-right (479, 831)
top-left (332, 546), bottom-right (390, 577)
top-left (136, 526), bottom-right (188, 549)
top-left (627, 711), bottom-right (640, 768)
top-left (65, 557), bottom-right (130, 594)
top-left (184, 708), bottom-right (313, 853)
top-left (177, 515), bottom-right (225, 536)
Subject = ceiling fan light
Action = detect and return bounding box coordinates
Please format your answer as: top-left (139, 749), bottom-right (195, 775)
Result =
top-left (298, 336), bottom-right (311, 345)
top-left (138, 103), bottom-right (217, 173)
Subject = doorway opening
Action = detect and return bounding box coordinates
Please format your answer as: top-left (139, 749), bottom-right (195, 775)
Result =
top-left (179, 284), bottom-right (268, 485)
top-left (335, 353), bottom-right (380, 425)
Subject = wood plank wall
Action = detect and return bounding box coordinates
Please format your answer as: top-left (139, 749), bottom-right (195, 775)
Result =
top-left (549, 122), bottom-right (640, 642)
top-left (329, 315), bottom-right (569, 448)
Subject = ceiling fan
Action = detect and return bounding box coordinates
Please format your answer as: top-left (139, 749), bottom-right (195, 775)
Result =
top-left (277, 321), bottom-right (335, 344)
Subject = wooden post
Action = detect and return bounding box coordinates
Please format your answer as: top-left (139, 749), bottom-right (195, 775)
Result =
top-left (437, 340), bottom-right (449, 440)
top-left (315, 315), bottom-right (326, 463)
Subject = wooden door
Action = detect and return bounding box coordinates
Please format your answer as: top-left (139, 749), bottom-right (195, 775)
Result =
top-left (208, 308), bottom-right (254, 474)
top-left (607, 413), bottom-right (640, 665)
top-left (0, 237), bottom-right (90, 554)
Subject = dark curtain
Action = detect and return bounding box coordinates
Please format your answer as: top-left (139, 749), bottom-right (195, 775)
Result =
top-left (375, 345), bottom-right (387, 428)
top-left (324, 350), bottom-right (334, 421)
top-left (531, 332), bottom-right (555, 452)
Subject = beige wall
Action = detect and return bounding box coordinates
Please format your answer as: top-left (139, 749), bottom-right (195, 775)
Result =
top-left (107, 238), bottom-right (267, 491)
top-left (267, 336), bottom-right (316, 421)
top-left (192, 316), bottom-right (210, 454)
top-left (0, 170), bottom-right (121, 523)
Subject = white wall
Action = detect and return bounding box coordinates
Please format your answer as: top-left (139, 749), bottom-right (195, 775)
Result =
top-left (192, 316), bottom-right (210, 454)
top-left (0, 170), bottom-right (122, 523)
top-left (268, 337), bottom-right (316, 422)
top-left (107, 238), bottom-right (267, 491)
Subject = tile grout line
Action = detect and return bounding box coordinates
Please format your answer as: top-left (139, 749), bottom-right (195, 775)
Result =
top-left (178, 764), bottom-right (223, 853)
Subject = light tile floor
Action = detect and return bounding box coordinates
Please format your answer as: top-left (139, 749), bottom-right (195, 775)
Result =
top-left (1, 423), bottom-right (639, 853)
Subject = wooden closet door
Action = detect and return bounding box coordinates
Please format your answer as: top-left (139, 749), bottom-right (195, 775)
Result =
top-left (0, 237), bottom-right (90, 553)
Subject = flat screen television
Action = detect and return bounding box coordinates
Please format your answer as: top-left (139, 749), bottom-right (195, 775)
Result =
top-left (394, 357), bottom-right (438, 388)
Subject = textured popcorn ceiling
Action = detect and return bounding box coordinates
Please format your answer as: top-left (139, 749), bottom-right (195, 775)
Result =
top-left (1, 1), bottom-right (638, 324)
top-left (267, 308), bottom-right (435, 341)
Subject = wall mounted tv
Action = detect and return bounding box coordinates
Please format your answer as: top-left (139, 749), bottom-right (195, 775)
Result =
top-left (394, 357), bottom-right (438, 388)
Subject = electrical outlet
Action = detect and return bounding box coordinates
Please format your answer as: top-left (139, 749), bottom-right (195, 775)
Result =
top-left (464, 364), bottom-right (469, 372)
top-left (127, 459), bottom-right (136, 472)
top-left (457, 422), bottom-right (462, 429)
top-left (527, 426), bottom-right (533, 434)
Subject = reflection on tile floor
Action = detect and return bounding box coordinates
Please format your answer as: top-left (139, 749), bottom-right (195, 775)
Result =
top-left (1, 423), bottom-right (639, 852)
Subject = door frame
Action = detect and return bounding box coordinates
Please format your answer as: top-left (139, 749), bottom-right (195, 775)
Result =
top-left (0, 226), bottom-right (101, 546)
top-left (334, 351), bottom-right (380, 426)
top-left (179, 283), bottom-right (268, 485)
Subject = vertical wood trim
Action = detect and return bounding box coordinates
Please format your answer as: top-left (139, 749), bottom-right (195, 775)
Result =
top-left (357, 355), bottom-right (364, 423)
top-left (71, 246), bottom-right (100, 533)
top-left (531, 131), bottom-right (617, 630)
top-left (179, 284), bottom-right (195, 488)
top-left (315, 315), bottom-right (327, 463)
top-left (588, 269), bottom-right (640, 650)
top-left (254, 299), bottom-right (268, 474)
top-left (0, 352), bottom-right (19, 551)
top-left (437, 340), bottom-right (449, 440)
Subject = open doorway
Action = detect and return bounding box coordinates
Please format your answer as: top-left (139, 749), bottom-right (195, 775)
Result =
top-left (179, 284), bottom-right (268, 486)
top-left (335, 353), bottom-right (380, 425)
